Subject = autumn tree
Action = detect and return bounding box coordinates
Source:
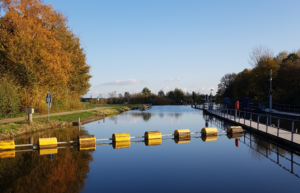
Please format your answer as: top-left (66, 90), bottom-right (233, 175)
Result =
top-left (0, 0), bottom-right (91, 113)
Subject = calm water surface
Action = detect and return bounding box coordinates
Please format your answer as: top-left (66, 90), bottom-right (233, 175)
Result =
top-left (1, 106), bottom-right (300, 193)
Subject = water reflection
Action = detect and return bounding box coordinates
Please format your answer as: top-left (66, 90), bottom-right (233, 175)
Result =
top-left (1, 106), bottom-right (300, 192)
top-left (0, 126), bottom-right (93, 193)
top-left (204, 111), bottom-right (300, 179)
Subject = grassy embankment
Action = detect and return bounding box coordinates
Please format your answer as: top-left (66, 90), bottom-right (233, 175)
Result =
top-left (2, 102), bottom-right (123, 119)
top-left (0, 104), bottom-right (139, 139)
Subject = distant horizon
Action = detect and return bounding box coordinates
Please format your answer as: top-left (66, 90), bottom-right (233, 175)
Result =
top-left (43, 0), bottom-right (300, 97)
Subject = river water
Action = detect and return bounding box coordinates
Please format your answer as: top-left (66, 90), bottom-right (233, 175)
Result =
top-left (0, 106), bottom-right (300, 193)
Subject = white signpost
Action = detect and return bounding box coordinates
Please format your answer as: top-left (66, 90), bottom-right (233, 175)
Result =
top-left (46, 92), bottom-right (52, 122)
top-left (97, 96), bottom-right (100, 105)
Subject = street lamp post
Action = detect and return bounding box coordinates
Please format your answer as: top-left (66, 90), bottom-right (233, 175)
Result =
top-left (270, 70), bottom-right (272, 112)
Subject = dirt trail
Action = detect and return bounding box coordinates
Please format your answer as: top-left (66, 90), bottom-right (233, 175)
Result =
top-left (0, 107), bottom-right (109, 124)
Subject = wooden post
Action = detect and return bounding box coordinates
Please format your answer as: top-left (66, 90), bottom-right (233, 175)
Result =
top-left (78, 117), bottom-right (81, 126)
top-left (28, 114), bottom-right (32, 124)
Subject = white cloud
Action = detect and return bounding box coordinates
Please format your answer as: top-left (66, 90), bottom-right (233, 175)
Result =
top-left (163, 86), bottom-right (170, 93)
top-left (182, 88), bottom-right (188, 92)
top-left (97, 79), bottom-right (144, 86)
top-left (207, 87), bottom-right (215, 91)
top-left (201, 87), bottom-right (205, 90)
top-left (165, 77), bottom-right (180, 82)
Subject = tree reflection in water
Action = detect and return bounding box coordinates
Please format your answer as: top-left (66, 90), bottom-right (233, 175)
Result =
top-left (0, 126), bottom-right (93, 193)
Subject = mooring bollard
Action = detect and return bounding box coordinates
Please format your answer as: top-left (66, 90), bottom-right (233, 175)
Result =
top-left (26, 108), bottom-right (34, 124)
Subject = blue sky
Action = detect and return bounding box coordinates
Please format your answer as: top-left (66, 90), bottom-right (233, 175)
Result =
top-left (45, 0), bottom-right (300, 97)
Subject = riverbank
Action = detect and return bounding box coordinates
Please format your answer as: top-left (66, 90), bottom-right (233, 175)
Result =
top-left (0, 104), bottom-right (139, 139)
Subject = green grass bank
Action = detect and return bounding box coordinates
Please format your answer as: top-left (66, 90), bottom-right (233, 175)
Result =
top-left (0, 104), bottom-right (139, 139)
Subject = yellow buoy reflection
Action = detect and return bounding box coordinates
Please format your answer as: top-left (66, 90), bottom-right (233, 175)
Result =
top-left (175, 137), bottom-right (191, 144)
top-left (227, 133), bottom-right (243, 139)
top-left (201, 135), bottom-right (218, 142)
top-left (39, 148), bottom-right (58, 155)
top-left (145, 138), bottom-right (162, 146)
top-left (79, 143), bottom-right (96, 151)
top-left (0, 150), bottom-right (15, 159)
top-left (113, 141), bottom-right (131, 149)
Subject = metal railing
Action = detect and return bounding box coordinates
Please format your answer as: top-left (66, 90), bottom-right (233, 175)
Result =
top-left (266, 102), bottom-right (300, 114)
top-left (206, 107), bottom-right (300, 144)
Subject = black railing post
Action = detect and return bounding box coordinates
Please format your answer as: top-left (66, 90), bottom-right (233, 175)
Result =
top-left (266, 117), bottom-right (269, 133)
top-left (250, 113), bottom-right (252, 128)
top-left (277, 119), bottom-right (280, 137)
top-left (257, 115), bottom-right (259, 130)
top-left (291, 121), bottom-right (294, 143)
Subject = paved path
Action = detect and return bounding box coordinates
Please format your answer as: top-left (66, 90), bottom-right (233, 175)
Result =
top-left (206, 109), bottom-right (300, 146)
top-left (0, 107), bottom-right (109, 124)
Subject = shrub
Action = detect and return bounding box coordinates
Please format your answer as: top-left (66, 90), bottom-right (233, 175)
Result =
top-left (0, 76), bottom-right (21, 118)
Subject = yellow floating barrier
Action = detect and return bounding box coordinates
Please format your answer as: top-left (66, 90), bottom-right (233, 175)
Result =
top-left (202, 135), bottom-right (218, 142)
top-left (39, 148), bottom-right (58, 155)
top-left (0, 150), bottom-right (15, 159)
top-left (145, 138), bottom-right (162, 146)
top-left (39, 138), bottom-right (57, 149)
top-left (227, 133), bottom-right (243, 139)
top-left (0, 140), bottom-right (15, 151)
top-left (78, 135), bottom-right (96, 145)
top-left (201, 127), bottom-right (218, 136)
top-left (78, 135), bottom-right (96, 151)
top-left (227, 126), bottom-right (243, 133)
top-left (175, 137), bottom-right (190, 144)
top-left (113, 141), bottom-right (131, 149)
top-left (112, 133), bottom-right (130, 142)
top-left (174, 129), bottom-right (190, 138)
top-left (144, 131), bottom-right (161, 140)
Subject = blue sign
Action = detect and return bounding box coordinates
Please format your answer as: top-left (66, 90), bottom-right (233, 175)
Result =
top-left (224, 98), bottom-right (230, 104)
top-left (46, 92), bottom-right (52, 107)
top-left (97, 96), bottom-right (100, 100)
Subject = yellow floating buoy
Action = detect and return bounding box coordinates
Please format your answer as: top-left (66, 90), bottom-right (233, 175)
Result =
top-left (78, 135), bottom-right (96, 151)
top-left (78, 135), bottom-right (96, 145)
top-left (0, 150), bottom-right (15, 159)
top-left (39, 148), bottom-right (58, 155)
top-left (227, 126), bottom-right (243, 133)
top-left (227, 133), bottom-right (243, 139)
top-left (201, 127), bottom-right (218, 136)
top-left (113, 141), bottom-right (131, 149)
top-left (175, 137), bottom-right (190, 144)
top-left (174, 129), bottom-right (190, 138)
top-left (112, 133), bottom-right (130, 142)
top-left (145, 138), bottom-right (162, 146)
top-left (202, 135), bottom-right (218, 142)
top-left (39, 138), bottom-right (57, 149)
top-left (0, 140), bottom-right (15, 151)
top-left (144, 131), bottom-right (161, 140)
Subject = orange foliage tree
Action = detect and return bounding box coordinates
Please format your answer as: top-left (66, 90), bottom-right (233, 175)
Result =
top-left (0, 0), bottom-right (91, 113)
